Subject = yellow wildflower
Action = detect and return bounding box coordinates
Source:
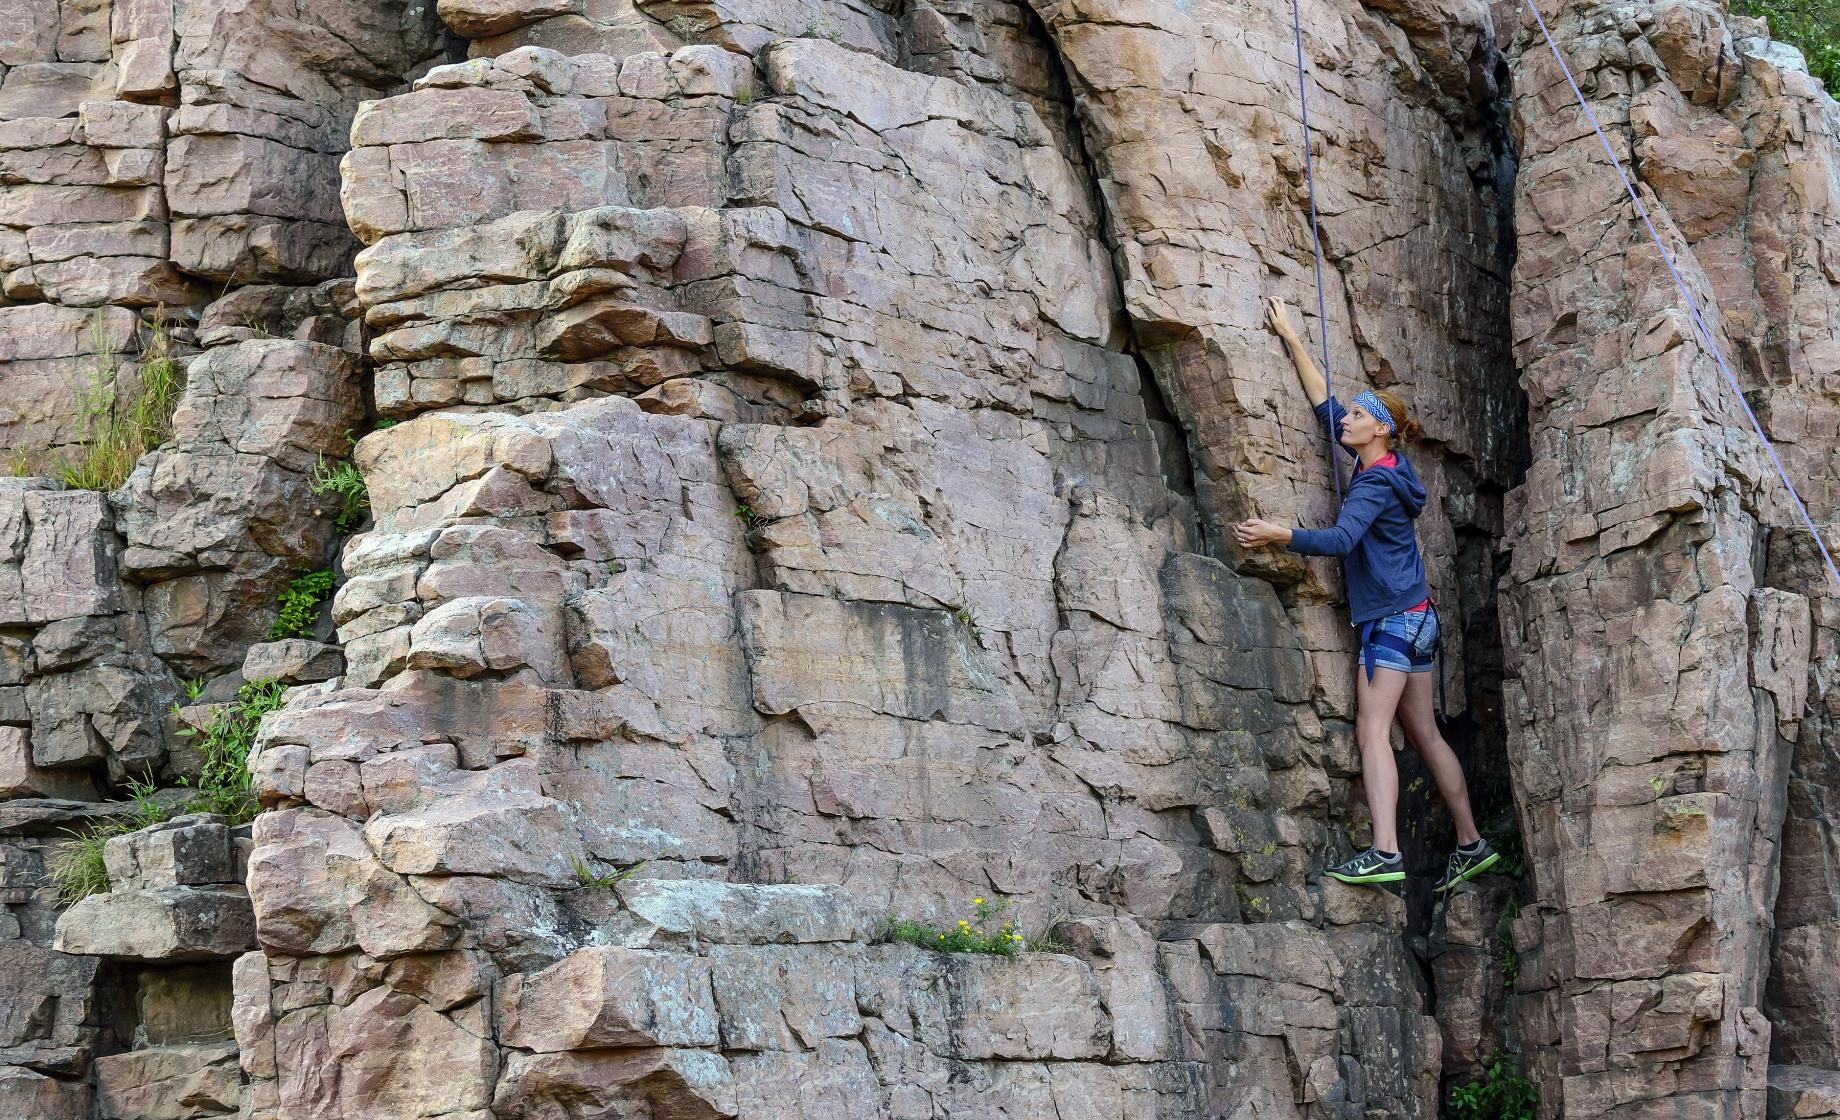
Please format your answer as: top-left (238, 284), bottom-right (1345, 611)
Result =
top-left (972, 897), bottom-right (985, 905)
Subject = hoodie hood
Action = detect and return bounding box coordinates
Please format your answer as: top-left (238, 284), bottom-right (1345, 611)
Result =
top-left (1367, 453), bottom-right (1427, 518)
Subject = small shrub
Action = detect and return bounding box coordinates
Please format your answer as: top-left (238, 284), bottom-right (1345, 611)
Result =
top-left (269, 569), bottom-right (335, 641)
top-left (57, 315), bottom-right (182, 492)
top-left (46, 777), bottom-right (170, 904)
top-left (308, 455), bottom-right (369, 533)
top-left (174, 678), bottom-right (287, 824)
top-left (574, 858), bottom-right (646, 888)
top-left (881, 896), bottom-right (1033, 957)
top-left (1448, 1050), bottom-right (1538, 1120)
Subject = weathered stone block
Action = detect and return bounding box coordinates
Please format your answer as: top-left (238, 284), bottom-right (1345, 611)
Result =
top-left (102, 815), bottom-right (236, 889)
top-left (945, 955), bottom-right (1112, 1061)
top-left (53, 886), bottom-right (257, 961)
top-left (497, 947), bottom-right (719, 1051)
top-left (242, 639), bottom-right (344, 684)
top-left (494, 1047), bottom-right (736, 1120)
top-left (0, 1066), bottom-right (92, 1120)
top-left (616, 880), bottom-right (876, 946)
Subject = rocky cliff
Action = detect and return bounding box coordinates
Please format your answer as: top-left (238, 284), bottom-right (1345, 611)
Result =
top-left (0, 1), bottom-right (1834, 1118)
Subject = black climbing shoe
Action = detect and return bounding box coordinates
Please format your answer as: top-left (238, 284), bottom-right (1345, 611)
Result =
top-left (1433, 838), bottom-right (1501, 893)
top-left (1324, 847), bottom-right (1405, 886)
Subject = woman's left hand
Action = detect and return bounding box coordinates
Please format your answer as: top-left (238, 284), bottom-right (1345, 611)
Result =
top-left (1233, 518), bottom-right (1292, 548)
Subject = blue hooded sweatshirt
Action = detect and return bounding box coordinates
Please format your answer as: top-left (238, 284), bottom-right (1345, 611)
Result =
top-left (1286, 395), bottom-right (1431, 625)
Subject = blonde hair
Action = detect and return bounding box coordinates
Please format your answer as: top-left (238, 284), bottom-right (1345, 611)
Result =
top-left (1372, 389), bottom-right (1422, 445)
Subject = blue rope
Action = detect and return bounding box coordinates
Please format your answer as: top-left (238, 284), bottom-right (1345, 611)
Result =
top-left (1288, 0), bottom-right (1344, 507)
top-left (1522, 0), bottom-right (1840, 589)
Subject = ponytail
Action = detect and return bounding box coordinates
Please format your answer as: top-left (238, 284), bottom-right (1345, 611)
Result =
top-left (1373, 389), bottom-right (1421, 445)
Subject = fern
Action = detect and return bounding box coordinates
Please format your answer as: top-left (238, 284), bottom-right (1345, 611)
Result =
top-left (309, 456), bottom-right (370, 533)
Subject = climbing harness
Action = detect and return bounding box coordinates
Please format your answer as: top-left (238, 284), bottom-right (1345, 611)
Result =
top-left (1287, 0), bottom-right (1344, 507)
top-left (1521, 0), bottom-right (1840, 590)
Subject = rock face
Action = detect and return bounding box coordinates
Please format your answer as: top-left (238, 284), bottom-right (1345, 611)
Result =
top-left (1501, 2), bottom-right (1840, 1117)
top-left (1, 0), bottom-right (1836, 1118)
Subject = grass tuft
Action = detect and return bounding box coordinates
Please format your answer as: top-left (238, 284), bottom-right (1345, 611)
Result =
top-left (46, 777), bottom-right (170, 904)
top-left (574, 858), bottom-right (647, 888)
top-left (56, 314), bottom-right (182, 492)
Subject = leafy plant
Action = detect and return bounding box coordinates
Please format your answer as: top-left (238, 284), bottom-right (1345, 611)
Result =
top-left (574, 858), bottom-right (647, 888)
top-left (734, 502), bottom-right (759, 527)
top-left (46, 777), bottom-right (170, 904)
top-left (954, 606), bottom-right (981, 640)
top-left (881, 896), bottom-right (1035, 957)
top-left (1492, 825), bottom-right (1528, 879)
top-left (373, 418), bottom-right (398, 430)
top-left (174, 678), bottom-right (287, 824)
top-left (1448, 1050), bottom-right (1538, 1120)
top-left (57, 314), bottom-right (182, 492)
top-left (269, 569), bottom-right (335, 640)
top-left (1736, 1), bottom-right (1840, 90)
top-left (308, 455), bottom-right (370, 533)
top-left (182, 675), bottom-right (207, 702)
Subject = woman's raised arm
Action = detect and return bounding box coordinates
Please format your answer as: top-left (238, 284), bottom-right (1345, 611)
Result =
top-left (1264, 297), bottom-right (1328, 408)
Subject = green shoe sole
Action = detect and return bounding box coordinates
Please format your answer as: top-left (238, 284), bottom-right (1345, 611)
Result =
top-left (1434, 851), bottom-right (1500, 892)
top-left (1326, 869), bottom-right (1406, 885)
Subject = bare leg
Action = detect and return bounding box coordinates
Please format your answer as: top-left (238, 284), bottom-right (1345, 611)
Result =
top-left (1397, 671), bottom-right (1482, 845)
top-left (1355, 666), bottom-right (1410, 852)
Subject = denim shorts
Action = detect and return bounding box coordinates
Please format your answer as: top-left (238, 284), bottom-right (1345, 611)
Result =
top-left (1366, 606), bottom-right (1439, 674)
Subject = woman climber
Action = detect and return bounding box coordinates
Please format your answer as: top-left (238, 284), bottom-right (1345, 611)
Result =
top-left (1232, 297), bottom-right (1498, 892)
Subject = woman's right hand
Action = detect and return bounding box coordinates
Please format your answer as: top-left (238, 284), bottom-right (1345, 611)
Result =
top-left (1264, 296), bottom-right (1298, 341)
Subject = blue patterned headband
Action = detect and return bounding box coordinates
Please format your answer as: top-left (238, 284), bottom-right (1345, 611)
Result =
top-left (1352, 390), bottom-right (1395, 433)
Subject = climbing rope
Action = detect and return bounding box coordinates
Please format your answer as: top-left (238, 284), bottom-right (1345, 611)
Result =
top-left (1288, 0), bottom-right (1345, 507)
top-left (1521, 0), bottom-right (1840, 589)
